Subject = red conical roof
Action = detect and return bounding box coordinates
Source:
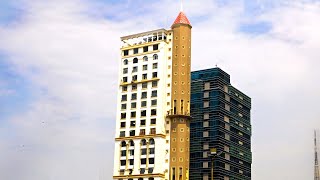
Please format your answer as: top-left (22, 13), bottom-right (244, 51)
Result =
top-left (172, 11), bottom-right (191, 27)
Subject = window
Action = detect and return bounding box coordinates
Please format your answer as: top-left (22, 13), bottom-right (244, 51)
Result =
top-left (140, 119), bottom-right (146, 126)
top-left (121, 113), bottom-right (126, 119)
top-left (129, 159), bottom-right (134, 165)
top-left (132, 75), bottom-right (137, 81)
top-left (149, 158), bottom-right (155, 164)
top-left (224, 116), bottom-right (230, 123)
top-left (141, 110), bottom-right (146, 117)
top-left (131, 93), bottom-right (137, 100)
top-left (123, 50), bottom-right (129, 56)
top-left (204, 92), bottom-right (209, 98)
top-left (152, 81), bottom-right (158, 87)
top-left (122, 86), bottom-right (127, 92)
top-left (225, 104), bottom-right (230, 111)
top-left (142, 83), bottom-right (148, 89)
top-left (131, 84), bottom-right (137, 91)
top-left (141, 139), bottom-right (147, 146)
top-left (133, 58), bottom-right (138, 63)
top-left (133, 48), bottom-right (138, 54)
top-left (132, 66), bottom-right (138, 72)
top-left (121, 150), bottom-right (126, 156)
top-left (143, 46), bottom-right (148, 52)
top-left (204, 101), bottom-right (209, 108)
top-left (121, 95), bottom-right (127, 101)
top-left (150, 128), bottom-right (156, 134)
top-left (142, 74), bottom-right (147, 80)
top-left (204, 82), bottom-right (210, 90)
top-left (129, 140), bottom-right (134, 147)
top-left (153, 63), bottom-right (158, 69)
top-left (203, 162), bottom-right (209, 168)
top-left (203, 142), bottom-right (209, 150)
top-left (131, 112), bottom-right (136, 118)
top-left (121, 104), bottom-right (126, 110)
top-left (151, 90), bottom-right (157, 97)
top-left (123, 68), bottom-right (128, 74)
top-left (149, 139), bottom-right (155, 145)
top-left (151, 109), bottom-right (157, 116)
top-left (153, 44), bottom-right (158, 51)
top-left (152, 72), bottom-right (157, 78)
top-left (121, 141), bottom-right (126, 147)
top-left (141, 92), bottom-right (147, 99)
top-left (151, 100), bottom-right (157, 106)
top-left (143, 56), bottom-right (148, 61)
top-left (129, 130), bottom-right (135, 136)
top-left (203, 121), bottom-right (209, 127)
top-left (140, 169), bottom-right (145, 175)
top-left (149, 148), bottom-right (155, 155)
top-left (120, 131), bottom-right (125, 137)
top-left (141, 158), bottom-right (147, 165)
top-left (120, 122), bottom-right (126, 128)
top-left (148, 168), bottom-right (154, 174)
top-left (203, 131), bottom-right (209, 137)
top-left (130, 121), bottom-right (136, 127)
top-left (131, 102), bottom-right (136, 109)
top-left (153, 54), bottom-right (158, 60)
top-left (143, 65), bottom-right (148, 70)
top-left (120, 160), bottom-right (126, 166)
top-left (140, 129), bottom-right (145, 135)
top-left (123, 77), bottom-right (128, 82)
top-left (141, 101), bottom-right (147, 107)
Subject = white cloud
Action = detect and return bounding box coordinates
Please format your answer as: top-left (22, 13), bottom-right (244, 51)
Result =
top-left (0, 0), bottom-right (319, 180)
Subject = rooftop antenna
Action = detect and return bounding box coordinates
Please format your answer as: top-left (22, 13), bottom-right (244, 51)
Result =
top-left (315, 130), bottom-right (320, 180)
top-left (180, 0), bottom-right (184, 11)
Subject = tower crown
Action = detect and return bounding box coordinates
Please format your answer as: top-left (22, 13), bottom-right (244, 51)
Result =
top-left (172, 11), bottom-right (192, 27)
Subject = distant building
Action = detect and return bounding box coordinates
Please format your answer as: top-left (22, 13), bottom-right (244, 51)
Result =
top-left (190, 68), bottom-right (252, 180)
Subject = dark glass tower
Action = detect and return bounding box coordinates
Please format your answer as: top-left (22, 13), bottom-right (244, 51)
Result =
top-left (190, 68), bottom-right (252, 180)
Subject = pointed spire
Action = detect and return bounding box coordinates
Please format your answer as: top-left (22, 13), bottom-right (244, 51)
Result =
top-left (172, 11), bottom-right (191, 27)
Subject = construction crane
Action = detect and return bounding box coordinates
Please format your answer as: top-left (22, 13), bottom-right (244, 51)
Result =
top-left (315, 130), bottom-right (320, 180)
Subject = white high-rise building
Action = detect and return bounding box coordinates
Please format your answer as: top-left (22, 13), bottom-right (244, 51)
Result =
top-left (113, 10), bottom-right (192, 180)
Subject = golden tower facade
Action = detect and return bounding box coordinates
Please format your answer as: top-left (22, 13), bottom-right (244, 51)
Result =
top-left (168, 11), bottom-right (192, 180)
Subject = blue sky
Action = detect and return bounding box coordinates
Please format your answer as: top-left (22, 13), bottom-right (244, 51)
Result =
top-left (0, 0), bottom-right (320, 180)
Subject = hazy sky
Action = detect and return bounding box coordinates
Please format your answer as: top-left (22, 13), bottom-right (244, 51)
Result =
top-left (0, 0), bottom-right (320, 179)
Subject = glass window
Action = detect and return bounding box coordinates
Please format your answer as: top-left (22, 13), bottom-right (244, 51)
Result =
top-left (152, 81), bottom-right (158, 87)
top-left (151, 109), bottom-right (156, 116)
top-left (130, 121), bottom-right (136, 127)
top-left (149, 158), bottom-right (155, 164)
top-left (120, 122), bottom-right (126, 128)
top-left (131, 112), bottom-right (136, 118)
top-left (129, 130), bottom-right (135, 136)
top-left (151, 100), bottom-right (157, 106)
top-left (120, 131), bottom-right (125, 137)
top-left (120, 160), bottom-right (126, 166)
top-left (143, 46), bottom-right (148, 52)
top-left (131, 93), bottom-right (137, 100)
top-left (133, 48), bottom-right (138, 54)
top-left (143, 56), bottom-right (148, 61)
top-left (153, 54), bottom-right (158, 60)
top-left (121, 104), bottom-right (126, 110)
top-left (141, 92), bottom-right (147, 99)
top-left (132, 84), bottom-right (137, 91)
top-left (141, 149), bottom-right (147, 155)
top-left (123, 77), bottom-right (128, 82)
top-left (129, 159), bottom-right (134, 165)
top-left (141, 101), bottom-right (147, 107)
top-left (131, 102), bottom-right (136, 109)
top-left (140, 129), bottom-right (145, 135)
top-left (133, 58), bottom-right (138, 63)
top-left (153, 44), bottom-right (158, 51)
top-left (153, 63), bottom-right (158, 69)
top-left (141, 110), bottom-right (146, 117)
top-left (123, 68), bottom-right (128, 74)
top-left (122, 86), bottom-right (127, 92)
top-left (123, 50), bottom-right (129, 56)
top-left (121, 95), bottom-right (127, 101)
top-left (140, 119), bottom-right (146, 126)
top-left (132, 75), bottom-right (137, 81)
top-left (152, 72), bottom-right (157, 78)
top-left (121, 113), bottom-right (126, 119)
top-left (132, 66), bottom-right (138, 72)
top-left (143, 65), bottom-right (148, 70)
top-left (151, 90), bottom-right (157, 97)
top-left (150, 128), bottom-right (156, 134)
top-left (142, 83), bottom-right (148, 89)
top-left (121, 150), bottom-right (126, 156)
top-left (151, 118), bottom-right (156, 124)
top-left (142, 74), bottom-right (147, 80)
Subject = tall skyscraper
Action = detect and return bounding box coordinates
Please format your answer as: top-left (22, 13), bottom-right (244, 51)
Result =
top-left (190, 68), bottom-right (252, 180)
top-left (113, 10), bottom-right (192, 180)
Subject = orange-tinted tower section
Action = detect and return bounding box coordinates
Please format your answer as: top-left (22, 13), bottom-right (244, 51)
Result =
top-left (168, 11), bottom-right (192, 180)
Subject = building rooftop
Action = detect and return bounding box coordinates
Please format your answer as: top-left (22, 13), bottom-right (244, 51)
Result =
top-left (172, 11), bottom-right (192, 27)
